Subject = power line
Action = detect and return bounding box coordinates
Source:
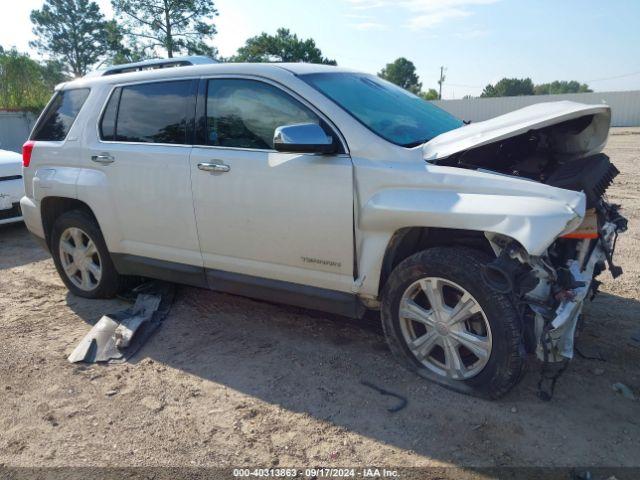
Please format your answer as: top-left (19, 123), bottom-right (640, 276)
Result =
top-left (586, 70), bottom-right (640, 83)
top-left (446, 83), bottom-right (484, 89)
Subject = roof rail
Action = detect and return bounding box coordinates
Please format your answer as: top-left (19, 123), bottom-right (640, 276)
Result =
top-left (86, 56), bottom-right (218, 77)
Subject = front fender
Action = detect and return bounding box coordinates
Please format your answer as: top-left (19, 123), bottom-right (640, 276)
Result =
top-left (356, 187), bottom-right (585, 297)
top-left (361, 188), bottom-right (584, 255)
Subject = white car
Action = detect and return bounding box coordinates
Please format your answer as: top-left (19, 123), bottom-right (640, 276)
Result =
top-left (0, 147), bottom-right (24, 224)
top-left (20, 57), bottom-right (627, 398)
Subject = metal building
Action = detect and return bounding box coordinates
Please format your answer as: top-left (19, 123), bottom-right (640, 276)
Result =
top-left (431, 90), bottom-right (640, 127)
top-left (0, 111), bottom-right (37, 153)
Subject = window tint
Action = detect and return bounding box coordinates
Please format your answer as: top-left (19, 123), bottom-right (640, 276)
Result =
top-left (31, 88), bottom-right (90, 141)
top-left (206, 79), bottom-right (319, 149)
top-left (99, 87), bottom-right (120, 141)
top-left (114, 80), bottom-right (192, 144)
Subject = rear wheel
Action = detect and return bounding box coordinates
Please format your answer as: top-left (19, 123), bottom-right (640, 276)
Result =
top-left (381, 247), bottom-right (525, 399)
top-left (51, 210), bottom-right (122, 299)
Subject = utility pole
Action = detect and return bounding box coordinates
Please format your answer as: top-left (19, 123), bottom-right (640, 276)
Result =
top-left (438, 66), bottom-right (446, 100)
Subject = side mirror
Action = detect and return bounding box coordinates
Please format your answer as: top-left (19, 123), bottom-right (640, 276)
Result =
top-left (273, 123), bottom-right (336, 154)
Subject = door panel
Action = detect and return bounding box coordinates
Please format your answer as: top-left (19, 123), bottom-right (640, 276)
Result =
top-left (190, 147), bottom-right (354, 291)
top-left (190, 77), bottom-right (354, 292)
top-left (89, 143), bottom-right (201, 266)
top-left (84, 80), bottom-right (202, 267)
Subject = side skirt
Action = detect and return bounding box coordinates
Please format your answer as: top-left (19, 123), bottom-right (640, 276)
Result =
top-left (206, 269), bottom-right (365, 319)
top-left (111, 253), bottom-right (366, 319)
top-left (111, 253), bottom-right (208, 288)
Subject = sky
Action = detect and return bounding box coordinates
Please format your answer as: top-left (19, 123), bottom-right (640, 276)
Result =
top-left (1, 0), bottom-right (639, 99)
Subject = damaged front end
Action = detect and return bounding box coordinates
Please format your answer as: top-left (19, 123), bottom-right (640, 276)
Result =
top-left (484, 194), bottom-right (627, 397)
top-left (424, 101), bottom-right (628, 371)
top-left (417, 100), bottom-right (628, 397)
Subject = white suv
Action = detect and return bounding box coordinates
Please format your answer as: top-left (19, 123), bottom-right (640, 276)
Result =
top-left (21, 58), bottom-right (627, 398)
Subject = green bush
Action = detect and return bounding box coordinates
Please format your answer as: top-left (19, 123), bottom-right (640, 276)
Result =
top-left (0, 48), bottom-right (66, 112)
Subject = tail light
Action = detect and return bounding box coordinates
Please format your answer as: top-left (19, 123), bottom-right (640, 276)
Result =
top-left (22, 140), bottom-right (35, 167)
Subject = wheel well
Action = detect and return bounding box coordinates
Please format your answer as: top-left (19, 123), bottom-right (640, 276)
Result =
top-left (40, 197), bottom-right (98, 248)
top-left (378, 227), bottom-right (495, 295)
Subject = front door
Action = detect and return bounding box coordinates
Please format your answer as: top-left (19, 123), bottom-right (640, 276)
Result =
top-left (190, 78), bottom-right (354, 293)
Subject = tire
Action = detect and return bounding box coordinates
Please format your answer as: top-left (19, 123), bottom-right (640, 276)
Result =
top-left (381, 247), bottom-right (525, 399)
top-left (51, 210), bottom-right (122, 299)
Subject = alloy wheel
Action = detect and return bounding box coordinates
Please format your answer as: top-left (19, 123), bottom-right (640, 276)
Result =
top-left (398, 277), bottom-right (492, 380)
top-left (58, 227), bottom-right (103, 291)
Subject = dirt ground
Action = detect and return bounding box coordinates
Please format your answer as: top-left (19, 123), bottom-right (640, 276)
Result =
top-left (1, 128), bottom-right (639, 474)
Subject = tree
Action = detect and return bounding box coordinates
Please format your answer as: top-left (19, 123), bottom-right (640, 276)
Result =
top-left (40, 59), bottom-right (69, 90)
top-left (378, 57), bottom-right (422, 94)
top-left (481, 77), bottom-right (593, 97)
top-left (232, 28), bottom-right (336, 64)
top-left (481, 77), bottom-right (534, 97)
top-left (419, 88), bottom-right (439, 100)
top-left (0, 48), bottom-right (68, 111)
top-left (104, 20), bottom-right (151, 65)
top-left (534, 80), bottom-right (592, 95)
top-left (30, 0), bottom-right (113, 77)
top-left (112, 0), bottom-right (218, 59)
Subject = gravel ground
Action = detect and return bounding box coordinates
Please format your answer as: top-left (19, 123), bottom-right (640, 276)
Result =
top-left (1, 128), bottom-right (639, 473)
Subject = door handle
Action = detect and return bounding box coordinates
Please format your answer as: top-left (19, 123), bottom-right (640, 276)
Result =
top-left (198, 162), bottom-right (230, 173)
top-left (91, 154), bottom-right (115, 165)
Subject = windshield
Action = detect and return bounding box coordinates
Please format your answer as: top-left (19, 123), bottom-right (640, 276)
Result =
top-left (300, 72), bottom-right (463, 147)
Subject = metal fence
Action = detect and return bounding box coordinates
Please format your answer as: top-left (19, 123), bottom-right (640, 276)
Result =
top-left (431, 90), bottom-right (640, 127)
top-left (0, 111), bottom-right (37, 153)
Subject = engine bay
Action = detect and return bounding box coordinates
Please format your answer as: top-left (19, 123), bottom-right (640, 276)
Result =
top-left (436, 116), bottom-right (621, 207)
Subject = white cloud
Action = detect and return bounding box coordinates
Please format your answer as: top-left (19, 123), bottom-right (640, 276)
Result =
top-left (455, 28), bottom-right (490, 39)
top-left (402, 0), bottom-right (499, 11)
top-left (407, 8), bottom-right (470, 30)
top-left (344, 0), bottom-right (499, 31)
top-left (351, 22), bottom-right (388, 31)
top-left (346, 0), bottom-right (392, 9)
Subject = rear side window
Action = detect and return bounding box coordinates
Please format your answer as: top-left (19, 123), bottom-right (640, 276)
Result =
top-left (100, 80), bottom-right (193, 144)
top-left (31, 88), bottom-right (90, 141)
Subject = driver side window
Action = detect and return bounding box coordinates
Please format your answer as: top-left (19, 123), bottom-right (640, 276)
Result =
top-left (205, 79), bottom-right (320, 149)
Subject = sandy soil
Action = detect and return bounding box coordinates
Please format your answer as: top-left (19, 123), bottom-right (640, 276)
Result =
top-left (1, 128), bottom-right (639, 473)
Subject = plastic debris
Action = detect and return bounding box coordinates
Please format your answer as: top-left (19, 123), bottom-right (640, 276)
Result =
top-left (68, 281), bottom-right (175, 364)
top-left (612, 383), bottom-right (637, 401)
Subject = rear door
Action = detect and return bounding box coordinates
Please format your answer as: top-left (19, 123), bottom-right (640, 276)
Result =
top-left (190, 77), bottom-right (354, 293)
top-left (84, 79), bottom-right (203, 271)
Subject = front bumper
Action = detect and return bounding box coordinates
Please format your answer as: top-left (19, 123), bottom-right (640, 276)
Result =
top-left (534, 221), bottom-right (620, 362)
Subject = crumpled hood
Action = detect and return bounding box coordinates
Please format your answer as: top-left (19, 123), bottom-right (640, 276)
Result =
top-left (0, 150), bottom-right (22, 178)
top-left (423, 101), bottom-right (611, 161)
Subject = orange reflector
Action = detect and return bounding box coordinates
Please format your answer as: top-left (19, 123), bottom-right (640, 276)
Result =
top-left (560, 232), bottom-right (599, 239)
top-left (560, 208), bottom-right (598, 240)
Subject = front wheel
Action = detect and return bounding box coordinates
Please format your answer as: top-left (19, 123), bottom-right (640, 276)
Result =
top-left (381, 247), bottom-right (525, 399)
